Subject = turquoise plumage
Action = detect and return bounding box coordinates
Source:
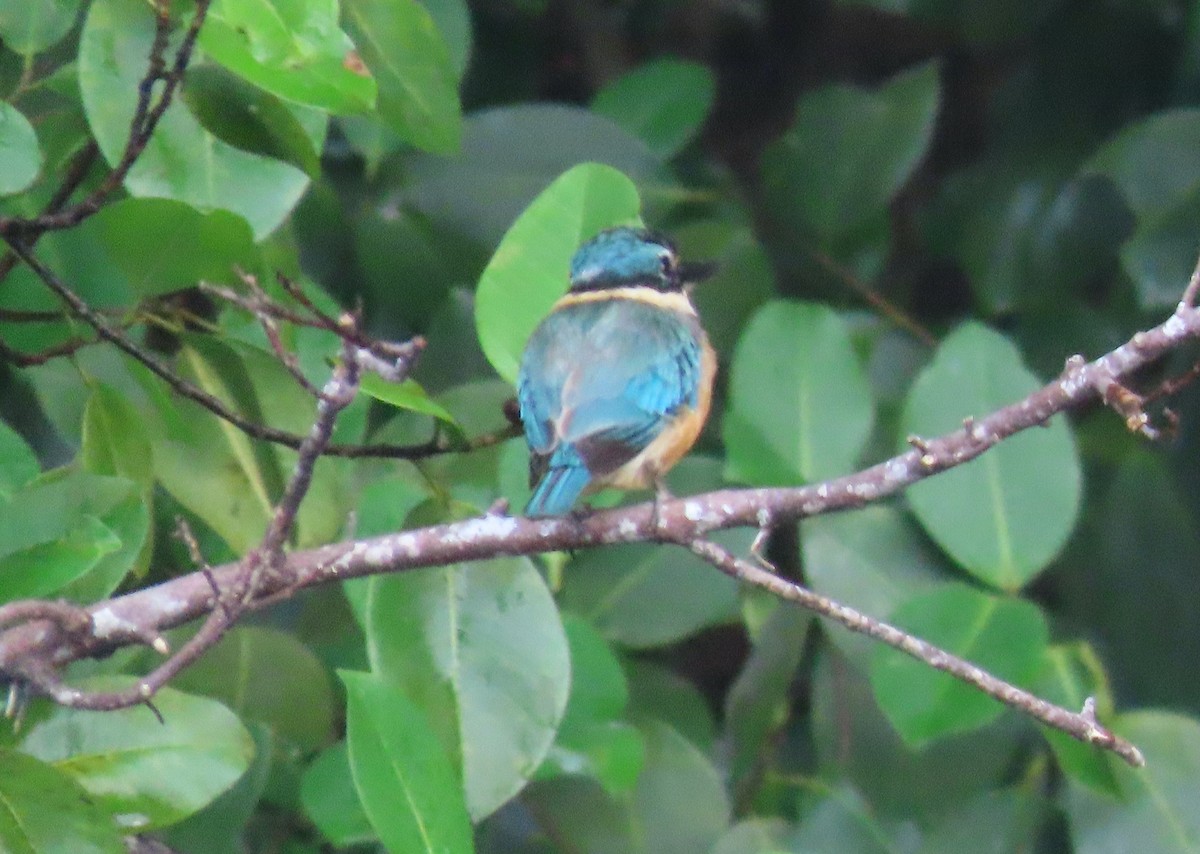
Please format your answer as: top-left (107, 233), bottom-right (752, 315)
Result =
top-left (518, 228), bottom-right (716, 517)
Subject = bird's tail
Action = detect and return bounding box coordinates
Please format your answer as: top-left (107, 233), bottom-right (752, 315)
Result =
top-left (525, 465), bottom-right (592, 517)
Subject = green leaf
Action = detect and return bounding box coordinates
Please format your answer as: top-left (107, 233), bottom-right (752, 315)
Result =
top-left (724, 301), bottom-right (874, 484)
top-left (343, 0), bottom-right (462, 154)
top-left (791, 782), bottom-right (902, 853)
top-left (402, 104), bottom-right (659, 248)
top-left (179, 64), bottom-right (322, 178)
top-left (0, 419), bottom-right (38, 498)
top-left (0, 749), bottom-right (125, 854)
top-left (340, 670), bottom-right (474, 854)
top-left (161, 723), bottom-right (275, 854)
top-left (761, 62), bottom-right (939, 240)
top-left (0, 0), bottom-right (81, 55)
top-left (0, 103), bottom-right (42, 196)
top-left (148, 337), bottom-right (350, 552)
top-left (168, 626), bottom-right (335, 752)
top-left (198, 0), bottom-right (376, 114)
top-left (364, 555), bottom-right (570, 819)
top-left (592, 58), bottom-right (715, 159)
top-left (419, 0), bottom-right (472, 77)
top-left (78, 0), bottom-right (320, 238)
top-left (1066, 711), bottom-right (1200, 853)
top-left (474, 162), bottom-right (642, 383)
top-left (632, 721), bottom-right (731, 854)
top-left (901, 323), bottom-right (1081, 589)
top-left (1121, 184), bottom-right (1200, 308)
top-left (359, 376), bottom-right (461, 428)
top-left (0, 514), bottom-right (120, 602)
top-left (712, 819), bottom-right (791, 854)
top-left (869, 584), bottom-right (1049, 747)
top-left (1034, 643), bottom-right (1119, 795)
top-left (921, 789), bottom-right (1039, 854)
top-left (92, 198), bottom-right (257, 298)
top-left (801, 506), bottom-right (945, 665)
top-left (540, 616), bottom-right (644, 794)
top-left (1083, 108), bottom-right (1200, 221)
top-left (722, 604), bottom-right (812, 788)
top-left (301, 741), bottom-right (376, 848)
top-left (81, 383), bottom-right (154, 489)
top-left (812, 646), bottom-right (1025, 819)
top-left (20, 679), bottom-right (254, 831)
top-left (626, 661), bottom-right (717, 753)
top-left (0, 470), bottom-right (142, 603)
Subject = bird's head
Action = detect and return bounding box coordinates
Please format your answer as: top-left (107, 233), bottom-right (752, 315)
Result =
top-left (568, 227), bottom-right (717, 294)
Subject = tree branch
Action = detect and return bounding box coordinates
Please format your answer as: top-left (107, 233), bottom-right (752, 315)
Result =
top-left (3, 281), bottom-right (1200, 760)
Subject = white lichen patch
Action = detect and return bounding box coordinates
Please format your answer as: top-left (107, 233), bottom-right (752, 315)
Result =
top-left (683, 501), bottom-right (704, 522)
top-left (1163, 313), bottom-right (1187, 340)
top-left (442, 515), bottom-right (518, 545)
top-left (91, 607), bottom-right (138, 640)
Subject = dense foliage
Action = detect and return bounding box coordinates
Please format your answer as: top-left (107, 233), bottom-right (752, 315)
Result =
top-left (1, 0), bottom-right (1200, 851)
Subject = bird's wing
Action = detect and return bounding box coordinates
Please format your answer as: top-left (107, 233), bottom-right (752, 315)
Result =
top-left (559, 299), bottom-right (703, 475)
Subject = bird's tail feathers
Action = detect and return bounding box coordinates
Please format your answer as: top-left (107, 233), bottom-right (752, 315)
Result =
top-left (525, 465), bottom-right (592, 517)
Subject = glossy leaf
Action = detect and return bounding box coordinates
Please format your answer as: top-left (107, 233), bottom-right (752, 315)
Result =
top-left (592, 58), bottom-right (715, 159)
top-left (341, 670), bottom-right (474, 854)
top-left (169, 626), bottom-right (335, 752)
top-left (365, 555), bottom-right (570, 819)
top-left (0, 0), bottom-right (81, 54)
top-left (869, 584), bottom-right (1049, 747)
top-left (0, 471), bottom-right (141, 603)
top-left (301, 741), bottom-right (376, 847)
top-left (761, 62), bottom-right (938, 240)
top-left (0, 749), bottom-right (125, 854)
top-left (474, 162), bottom-right (642, 383)
top-left (199, 0), bottom-right (376, 114)
top-left (902, 323), bottom-right (1081, 589)
top-left (0, 103), bottom-right (42, 196)
top-left (724, 300), bottom-right (874, 484)
top-left (791, 783), bottom-right (908, 853)
top-left (179, 64), bottom-right (322, 178)
top-left (1066, 711), bottom-right (1200, 853)
top-left (343, 0), bottom-right (462, 153)
top-left (359, 375), bottom-right (461, 428)
top-left (93, 198), bottom-right (257, 298)
top-left (78, 0), bottom-right (319, 238)
top-left (20, 679), bottom-right (254, 830)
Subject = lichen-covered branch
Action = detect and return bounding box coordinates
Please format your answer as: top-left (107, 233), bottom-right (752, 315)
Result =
top-left (3, 278), bottom-right (1200, 760)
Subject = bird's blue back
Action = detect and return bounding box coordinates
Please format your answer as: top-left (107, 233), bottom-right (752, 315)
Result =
top-left (518, 296), bottom-right (703, 515)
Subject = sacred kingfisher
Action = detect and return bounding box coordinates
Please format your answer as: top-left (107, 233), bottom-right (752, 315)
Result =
top-left (518, 227), bottom-right (717, 517)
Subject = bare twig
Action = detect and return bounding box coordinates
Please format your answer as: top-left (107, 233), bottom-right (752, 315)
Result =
top-left (676, 535), bottom-right (1144, 766)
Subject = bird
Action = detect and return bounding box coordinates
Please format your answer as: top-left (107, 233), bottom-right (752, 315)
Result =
top-left (517, 226), bottom-right (717, 517)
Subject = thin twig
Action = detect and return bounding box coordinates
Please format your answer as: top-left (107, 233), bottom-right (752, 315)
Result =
top-left (2, 239), bottom-right (508, 458)
top-left (676, 535), bottom-right (1144, 766)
